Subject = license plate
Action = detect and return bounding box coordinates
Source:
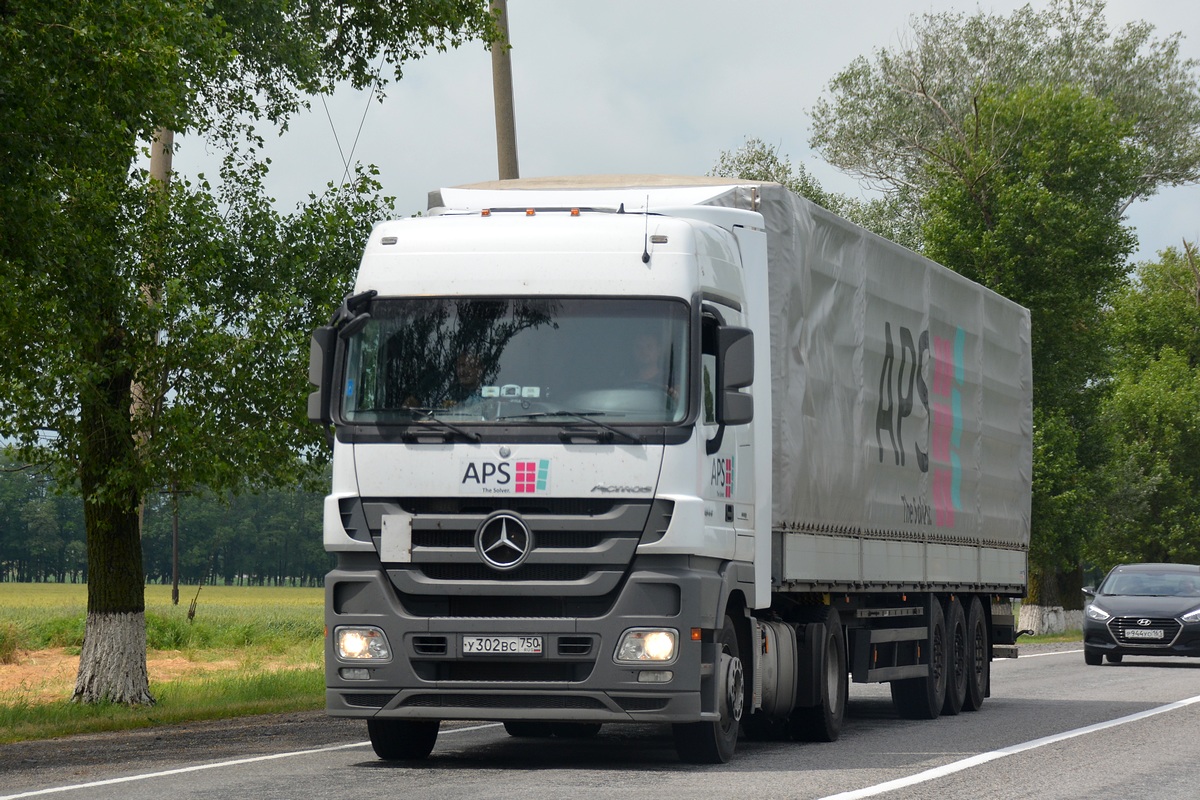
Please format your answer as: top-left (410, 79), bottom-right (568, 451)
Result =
top-left (1125, 628), bottom-right (1164, 640)
top-left (462, 635), bottom-right (543, 655)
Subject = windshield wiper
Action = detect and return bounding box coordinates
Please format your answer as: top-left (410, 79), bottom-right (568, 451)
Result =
top-left (401, 407), bottom-right (482, 443)
top-left (502, 410), bottom-right (641, 444)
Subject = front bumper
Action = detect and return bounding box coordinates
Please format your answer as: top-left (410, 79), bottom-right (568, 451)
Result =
top-left (324, 558), bottom-right (727, 724)
top-left (1083, 616), bottom-right (1200, 658)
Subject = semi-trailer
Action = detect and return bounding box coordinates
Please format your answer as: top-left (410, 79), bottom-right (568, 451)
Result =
top-left (307, 176), bottom-right (1032, 763)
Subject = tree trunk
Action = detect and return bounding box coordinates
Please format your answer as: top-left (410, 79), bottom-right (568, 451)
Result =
top-left (73, 611), bottom-right (152, 704)
top-left (72, 333), bottom-right (154, 705)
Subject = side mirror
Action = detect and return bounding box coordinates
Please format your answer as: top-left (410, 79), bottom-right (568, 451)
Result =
top-left (717, 326), bottom-right (753, 426)
top-left (1082, 586), bottom-right (1096, 598)
top-left (307, 326), bottom-right (337, 426)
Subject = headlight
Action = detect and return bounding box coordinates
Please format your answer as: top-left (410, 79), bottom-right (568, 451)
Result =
top-left (1085, 604), bottom-right (1111, 622)
top-left (615, 628), bottom-right (678, 664)
top-left (334, 626), bottom-right (391, 660)
top-left (1182, 607), bottom-right (1200, 623)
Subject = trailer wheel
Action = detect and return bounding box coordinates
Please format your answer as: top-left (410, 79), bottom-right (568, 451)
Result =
top-left (964, 596), bottom-right (990, 710)
top-left (367, 718), bottom-right (439, 760)
top-left (890, 596), bottom-right (948, 720)
top-left (673, 614), bottom-right (743, 764)
top-left (941, 596), bottom-right (967, 716)
top-left (503, 721), bottom-right (554, 737)
top-left (789, 607), bottom-right (847, 742)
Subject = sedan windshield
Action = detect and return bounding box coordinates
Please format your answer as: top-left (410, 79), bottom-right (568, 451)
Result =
top-left (340, 297), bottom-right (689, 426)
top-left (1099, 571), bottom-right (1200, 597)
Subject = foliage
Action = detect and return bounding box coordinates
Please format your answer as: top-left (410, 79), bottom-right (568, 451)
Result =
top-left (811, 0), bottom-right (1200, 217)
top-left (1090, 244), bottom-right (1200, 568)
top-left (0, 460), bottom-right (331, 588)
top-left (0, 0), bottom-right (497, 702)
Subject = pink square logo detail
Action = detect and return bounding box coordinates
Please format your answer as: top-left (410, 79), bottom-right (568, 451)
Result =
top-left (515, 460), bottom-right (550, 494)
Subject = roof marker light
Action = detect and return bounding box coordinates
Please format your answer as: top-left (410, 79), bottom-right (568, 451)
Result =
top-left (481, 209), bottom-right (491, 217)
top-left (571, 208), bottom-right (580, 216)
top-left (526, 208), bottom-right (536, 216)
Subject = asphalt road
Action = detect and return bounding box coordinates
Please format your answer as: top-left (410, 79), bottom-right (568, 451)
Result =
top-left (4, 644), bottom-right (1200, 800)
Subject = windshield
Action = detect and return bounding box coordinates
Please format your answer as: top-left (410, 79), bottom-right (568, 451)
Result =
top-left (1099, 571), bottom-right (1200, 597)
top-left (340, 297), bottom-right (689, 426)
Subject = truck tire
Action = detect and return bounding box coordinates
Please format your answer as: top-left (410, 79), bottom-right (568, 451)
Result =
top-left (367, 718), bottom-right (439, 760)
top-left (789, 607), bottom-right (847, 742)
top-left (941, 596), bottom-right (968, 716)
top-left (890, 596), bottom-right (948, 720)
top-left (964, 596), bottom-right (990, 711)
top-left (673, 614), bottom-right (744, 764)
top-left (504, 721), bottom-right (554, 737)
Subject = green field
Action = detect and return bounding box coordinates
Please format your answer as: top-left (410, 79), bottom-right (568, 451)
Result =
top-left (0, 583), bottom-right (326, 743)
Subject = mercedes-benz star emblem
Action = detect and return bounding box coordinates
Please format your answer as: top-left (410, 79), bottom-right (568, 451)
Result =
top-left (475, 512), bottom-right (532, 571)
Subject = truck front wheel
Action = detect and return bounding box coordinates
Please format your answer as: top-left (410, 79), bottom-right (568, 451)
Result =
top-left (673, 614), bottom-right (743, 764)
top-left (367, 718), bottom-right (440, 760)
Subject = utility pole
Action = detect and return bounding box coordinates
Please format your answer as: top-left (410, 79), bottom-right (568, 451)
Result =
top-left (490, 0), bottom-right (519, 179)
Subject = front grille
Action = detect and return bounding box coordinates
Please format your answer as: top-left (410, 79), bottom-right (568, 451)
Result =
top-left (342, 693), bottom-right (393, 708)
top-left (438, 662), bottom-right (593, 682)
top-left (399, 498), bottom-right (621, 516)
top-left (412, 635), bottom-right (448, 655)
top-left (412, 530), bottom-right (608, 549)
top-left (399, 693), bottom-right (607, 710)
top-left (558, 636), bottom-right (594, 656)
top-left (1108, 616), bottom-right (1182, 647)
top-left (616, 696), bottom-right (670, 712)
top-left (416, 564), bottom-right (593, 582)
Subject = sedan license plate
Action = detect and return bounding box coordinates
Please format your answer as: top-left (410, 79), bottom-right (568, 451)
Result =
top-left (462, 635), bottom-right (543, 655)
top-left (1125, 628), bottom-right (1164, 640)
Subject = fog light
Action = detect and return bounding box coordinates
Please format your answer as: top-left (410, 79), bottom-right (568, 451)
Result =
top-left (335, 626), bottom-right (391, 661)
top-left (340, 668), bottom-right (371, 680)
top-left (637, 670), bottom-right (674, 683)
top-left (615, 628), bottom-right (677, 664)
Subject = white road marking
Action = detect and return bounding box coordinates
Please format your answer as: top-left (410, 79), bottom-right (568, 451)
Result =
top-left (817, 693), bottom-right (1200, 800)
top-left (1004, 647), bottom-right (1082, 659)
top-left (0, 723), bottom-right (501, 799)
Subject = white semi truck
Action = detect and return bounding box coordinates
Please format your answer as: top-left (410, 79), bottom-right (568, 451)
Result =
top-left (307, 177), bottom-right (1032, 764)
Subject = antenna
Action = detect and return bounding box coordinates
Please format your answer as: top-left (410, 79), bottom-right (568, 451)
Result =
top-left (642, 194), bottom-right (651, 264)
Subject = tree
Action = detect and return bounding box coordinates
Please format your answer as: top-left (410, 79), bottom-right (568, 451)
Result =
top-left (811, 0), bottom-right (1200, 220)
top-left (1092, 243), bottom-right (1200, 568)
top-left (919, 84), bottom-right (1139, 617)
top-left (0, 1), bottom-right (499, 704)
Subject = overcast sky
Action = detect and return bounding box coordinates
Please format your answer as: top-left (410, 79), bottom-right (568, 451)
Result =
top-left (175, 0), bottom-right (1200, 263)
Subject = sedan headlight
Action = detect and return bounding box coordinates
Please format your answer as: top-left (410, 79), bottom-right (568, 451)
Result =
top-left (1182, 607), bottom-right (1200, 623)
top-left (615, 628), bottom-right (678, 664)
top-left (334, 626), bottom-right (391, 661)
top-left (1085, 604), bottom-right (1112, 622)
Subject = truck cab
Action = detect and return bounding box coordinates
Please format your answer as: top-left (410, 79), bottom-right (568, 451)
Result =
top-left (308, 184), bottom-right (769, 763)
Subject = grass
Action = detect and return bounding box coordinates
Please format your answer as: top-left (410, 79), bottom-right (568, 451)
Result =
top-left (0, 583), bottom-right (325, 744)
top-left (1020, 630), bottom-right (1083, 644)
